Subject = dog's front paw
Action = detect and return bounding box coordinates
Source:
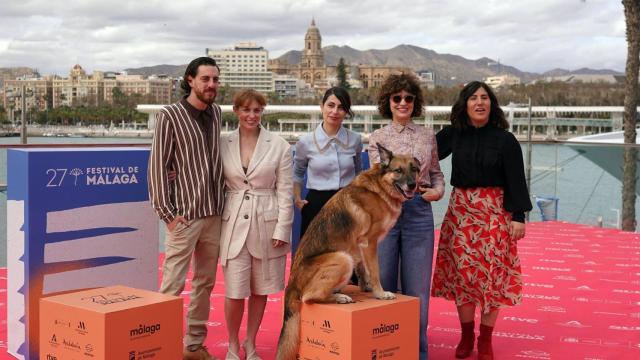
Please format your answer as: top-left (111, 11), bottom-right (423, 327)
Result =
top-left (374, 291), bottom-right (396, 300)
top-left (332, 293), bottom-right (354, 304)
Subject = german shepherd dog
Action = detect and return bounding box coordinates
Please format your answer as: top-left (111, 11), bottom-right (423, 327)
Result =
top-left (276, 144), bottom-right (420, 360)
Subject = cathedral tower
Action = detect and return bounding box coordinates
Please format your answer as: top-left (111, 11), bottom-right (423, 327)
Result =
top-left (301, 18), bottom-right (324, 68)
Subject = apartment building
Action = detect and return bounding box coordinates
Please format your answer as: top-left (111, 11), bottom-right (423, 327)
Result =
top-left (485, 74), bottom-right (521, 89)
top-left (3, 76), bottom-right (52, 121)
top-left (2, 64), bottom-right (172, 121)
top-left (206, 42), bottom-right (274, 93)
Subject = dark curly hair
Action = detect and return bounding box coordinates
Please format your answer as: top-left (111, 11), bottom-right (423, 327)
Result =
top-left (450, 81), bottom-right (509, 130)
top-left (180, 57), bottom-right (220, 94)
top-left (376, 73), bottom-right (424, 119)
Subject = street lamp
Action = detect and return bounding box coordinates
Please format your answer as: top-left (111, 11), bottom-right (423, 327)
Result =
top-left (8, 85), bottom-right (34, 144)
top-left (20, 85), bottom-right (28, 144)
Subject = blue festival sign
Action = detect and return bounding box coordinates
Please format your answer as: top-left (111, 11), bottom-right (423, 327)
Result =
top-left (7, 147), bottom-right (159, 360)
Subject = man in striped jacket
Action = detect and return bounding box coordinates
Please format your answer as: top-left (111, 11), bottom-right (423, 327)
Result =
top-left (148, 57), bottom-right (224, 360)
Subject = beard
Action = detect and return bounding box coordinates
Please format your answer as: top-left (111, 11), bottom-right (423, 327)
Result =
top-left (193, 86), bottom-right (217, 105)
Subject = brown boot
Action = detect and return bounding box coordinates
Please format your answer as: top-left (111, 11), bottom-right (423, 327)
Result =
top-left (477, 324), bottom-right (494, 360)
top-left (184, 345), bottom-right (219, 360)
top-left (455, 320), bottom-right (475, 358)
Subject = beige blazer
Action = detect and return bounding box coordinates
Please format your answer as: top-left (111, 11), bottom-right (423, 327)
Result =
top-left (219, 128), bottom-right (294, 271)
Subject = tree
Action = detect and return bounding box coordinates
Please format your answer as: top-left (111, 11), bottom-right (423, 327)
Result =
top-left (112, 87), bottom-right (128, 107)
top-left (336, 57), bottom-right (350, 89)
top-left (0, 105), bottom-right (7, 124)
top-left (621, 0), bottom-right (640, 231)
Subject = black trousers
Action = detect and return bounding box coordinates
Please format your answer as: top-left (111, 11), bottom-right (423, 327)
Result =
top-left (300, 189), bottom-right (340, 238)
top-left (300, 188), bottom-right (358, 284)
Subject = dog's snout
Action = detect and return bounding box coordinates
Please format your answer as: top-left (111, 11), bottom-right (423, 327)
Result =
top-left (407, 179), bottom-right (417, 190)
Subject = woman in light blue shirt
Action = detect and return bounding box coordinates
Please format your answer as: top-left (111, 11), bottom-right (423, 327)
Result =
top-left (293, 87), bottom-right (363, 237)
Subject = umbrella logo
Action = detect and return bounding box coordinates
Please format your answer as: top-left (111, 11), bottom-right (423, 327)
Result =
top-left (70, 168), bottom-right (83, 185)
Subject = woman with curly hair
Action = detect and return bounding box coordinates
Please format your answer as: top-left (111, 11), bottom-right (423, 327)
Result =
top-left (431, 81), bottom-right (532, 360)
top-left (368, 73), bottom-right (445, 360)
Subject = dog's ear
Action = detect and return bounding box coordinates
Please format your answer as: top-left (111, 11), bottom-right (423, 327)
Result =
top-left (377, 143), bottom-right (393, 168)
top-left (413, 157), bottom-right (421, 169)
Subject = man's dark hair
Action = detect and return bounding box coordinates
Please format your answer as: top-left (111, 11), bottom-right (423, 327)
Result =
top-left (180, 57), bottom-right (220, 94)
top-left (450, 81), bottom-right (509, 130)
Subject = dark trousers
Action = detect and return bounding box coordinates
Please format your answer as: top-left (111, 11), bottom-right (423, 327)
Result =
top-left (300, 189), bottom-right (340, 238)
top-left (301, 188), bottom-right (360, 285)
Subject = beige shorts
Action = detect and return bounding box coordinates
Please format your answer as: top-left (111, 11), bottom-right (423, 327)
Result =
top-left (222, 244), bottom-right (286, 299)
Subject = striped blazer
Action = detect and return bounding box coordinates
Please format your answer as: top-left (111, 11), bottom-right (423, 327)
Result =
top-left (147, 101), bottom-right (224, 223)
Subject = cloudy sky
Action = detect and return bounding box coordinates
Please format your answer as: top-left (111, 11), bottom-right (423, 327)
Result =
top-left (0, 0), bottom-right (627, 76)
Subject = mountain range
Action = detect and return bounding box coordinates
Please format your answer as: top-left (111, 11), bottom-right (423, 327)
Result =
top-left (273, 44), bottom-right (622, 86)
top-left (5, 45), bottom-right (621, 87)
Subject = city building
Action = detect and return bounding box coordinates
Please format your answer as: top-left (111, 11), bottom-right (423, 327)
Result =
top-left (103, 74), bottom-right (173, 104)
top-left (290, 19), bottom-right (330, 89)
top-left (268, 19), bottom-right (412, 92)
top-left (3, 76), bottom-right (52, 122)
top-left (357, 65), bottom-right (414, 89)
top-left (417, 70), bottom-right (436, 89)
top-left (206, 42), bottom-right (274, 93)
top-left (2, 64), bottom-right (172, 122)
top-left (273, 74), bottom-right (312, 99)
top-left (52, 64), bottom-right (103, 107)
top-left (541, 74), bottom-right (619, 84)
top-left (485, 74), bottom-right (521, 89)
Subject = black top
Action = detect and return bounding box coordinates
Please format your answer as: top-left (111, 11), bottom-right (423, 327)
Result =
top-left (181, 97), bottom-right (214, 151)
top-left (437, 124), bottom-right (532, 222)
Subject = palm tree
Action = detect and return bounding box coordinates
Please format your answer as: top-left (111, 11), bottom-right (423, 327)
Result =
top-left (622, 0), bottom-right (640, 231)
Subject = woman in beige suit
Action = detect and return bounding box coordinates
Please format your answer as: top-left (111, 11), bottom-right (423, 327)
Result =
top-left (219, 89), bottom-right (293, 360)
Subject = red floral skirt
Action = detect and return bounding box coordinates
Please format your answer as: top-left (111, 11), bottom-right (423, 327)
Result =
top-left (431, 187), bottom-right (522, 312)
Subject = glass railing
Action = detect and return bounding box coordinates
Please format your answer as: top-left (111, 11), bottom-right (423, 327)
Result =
top-left (432, 141), bottom-right (640, 229)
top-left (1, 137), bottom-right (639, 267)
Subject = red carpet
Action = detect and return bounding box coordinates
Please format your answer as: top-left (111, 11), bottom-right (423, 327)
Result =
top-left (0, 221), bottom-right (639, 359)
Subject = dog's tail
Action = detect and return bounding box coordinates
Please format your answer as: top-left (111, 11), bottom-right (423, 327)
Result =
top-left (276, 285), bottom-right (302, 360)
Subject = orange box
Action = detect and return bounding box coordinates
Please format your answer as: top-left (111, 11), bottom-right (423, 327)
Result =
top-left (39, 285), bottom-right (182, 360)
top-left (298, 286), bottom-right (419, 360)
